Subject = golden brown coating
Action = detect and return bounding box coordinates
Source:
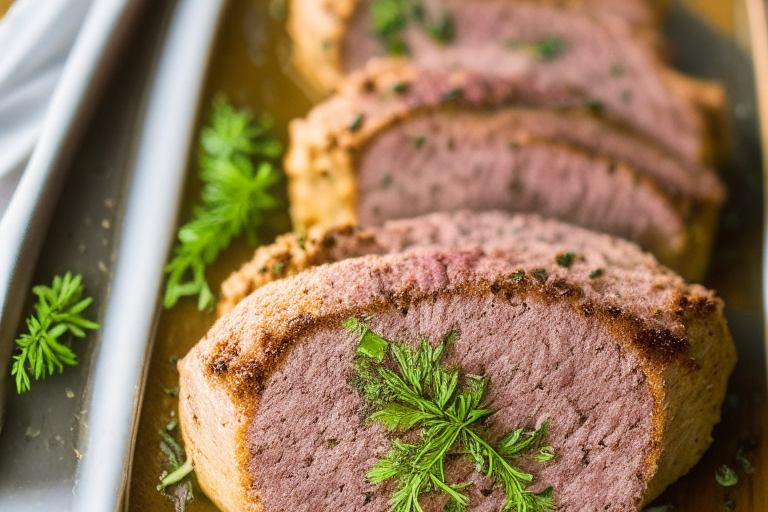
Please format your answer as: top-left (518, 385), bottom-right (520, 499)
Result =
top-left (183, 213), bottom-right (735, 511)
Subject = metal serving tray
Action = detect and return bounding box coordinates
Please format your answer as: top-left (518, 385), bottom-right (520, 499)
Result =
top-left (0, 0), bottom-right (226, 509)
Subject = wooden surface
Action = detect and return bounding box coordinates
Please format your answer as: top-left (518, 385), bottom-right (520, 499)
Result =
top-left (0, 0), bottom-right (13, 19)
top-left (687, 0), bottom-right (737, 34)
top-left (126, 1), bottom-right (768, 511)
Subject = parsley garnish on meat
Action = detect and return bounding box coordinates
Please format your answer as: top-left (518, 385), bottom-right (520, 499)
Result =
top-left (506, 35), bottom-right (567, 61)
top-left (370, 0), bottom-right (455, 55)
top-left (582, 99), bottom-right (606, 112)
top-left (610, 64), bottom-right (626, 77)
top-left (424, 11), bottom-right (455, 43)
top-left (163, 95), bottom-right (281, 310)
top-left (11, 273), bottom-right (99, 393)
top-left (346, 318), bottom-right (555, 512)
top-left (555, 251), bottom-right (575, 268)
top-left (533, 36), bottom-right (566, 60)
top-left (392, 81), bottom-right (408, 94)
top-left (349, 113), bottom-right (364, 132)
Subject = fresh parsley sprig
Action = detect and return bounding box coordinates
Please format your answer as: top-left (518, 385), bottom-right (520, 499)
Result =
top-left (163, 95), bottom-right (282, 310)
top-left (346, 318), bottom-right (555, 511)
top-left (158, 429), bottom-right (195, 509)
top-left (11, 273), bottom-right (99, 394)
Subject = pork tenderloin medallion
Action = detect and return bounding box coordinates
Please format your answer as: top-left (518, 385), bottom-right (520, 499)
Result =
top-left (217, 211), bottom-right (674, 315)
top-left (285, 60), bottom-right (725, 282)
top-left (287, 0), bottom-right (725, 162)
top-left (180, 215), bottom-right (736, 512)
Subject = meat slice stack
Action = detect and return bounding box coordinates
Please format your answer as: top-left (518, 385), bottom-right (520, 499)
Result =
top-left (177, 1), bottom-right (736, 511)
top-left (286, 59), bottom-right (724, 282)
top-left (180, 212), bottom-right (735, 512)
top-left (287, 0), bottom-right (725, 163)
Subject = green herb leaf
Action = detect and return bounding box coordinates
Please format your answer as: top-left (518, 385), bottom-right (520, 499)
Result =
top-left (534, 36), bottom-right (566, 60)
top-left (507, 35), bottom-right (566, 61)
top-left (346, 317), bottom-right (390, 362)
top-left (425, 11), bottom-right (455, 43)
top-left (715, 464), bottom-right (739, 486)
top-left (161, 459), bottom-right (194, 489)
top-left (583, 99), bottom-right (606, 112)
top-left (535, 445), bottom-right (556, 462)
top-left (442, 88), bottom-right (461, 102)
top-left (370, 0), bottom-right (454, 54)
top-left (555, 251), bottom-right (575, 268)
top-left (349, 113), bottom-right (364, 132)
top-left (158, 428), bottom-right (195, 509)
top-left (589, 268), bottom-right (603, 279)
top-left (371, 0), bottom-right (411, 38)
top-left (392, 82), bottom-right (408, 94)
top-left (610, 64), bottom-right (626, 77)
top-left (163, 95), bottom-right (281, 310)
top-left (11, 273), bottom-right (99, 393)
top-left (347, 319), bottom-right (555, 512)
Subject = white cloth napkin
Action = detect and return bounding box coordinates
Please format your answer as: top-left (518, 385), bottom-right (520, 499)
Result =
top-left (0, 0), bottom-right (93, 219)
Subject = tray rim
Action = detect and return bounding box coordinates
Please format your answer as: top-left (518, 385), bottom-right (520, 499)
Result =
top-left (67, 0), bottom-right (227, 510)
top-left (0, 0), bottom-right (145, 429)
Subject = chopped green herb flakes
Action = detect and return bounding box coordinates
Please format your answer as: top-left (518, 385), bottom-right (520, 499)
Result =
top-left (610, 64), bottom-right (626, 76)
top-left (392, 81), bottom-right (408, 93)
top-left (158, 429), bottom-right (195, 509)
top-left (555, 251), bottom-right (576, 268)
top-left (715, 464), bottom-right (739, 487)
top-left (349, 113), bottom-right (364, 132)
top-left (507, 35), bottom-right (566, 61)
top-left (370, 0), bottom-right (455, 55)
top-left (583, 99), bottom-right (605, 112)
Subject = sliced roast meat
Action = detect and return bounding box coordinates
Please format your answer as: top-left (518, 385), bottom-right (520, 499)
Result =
top-left (218, 210), bottom-right (670, 315)
top-left (288, 0), bottom-right (662, 96)
top-left (287, 0), bottom-right (724, 162)
top-left (286, 60), bottom-right (725, 282)
top-left (180, 215), bottom-right (735, 511)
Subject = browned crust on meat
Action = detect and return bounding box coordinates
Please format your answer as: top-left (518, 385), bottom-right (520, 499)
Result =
top-left (285, 59), bottom-right (724, 281)
top-left (218, 224), bottom-right (373, 316)
top-left (182, 246), bottom-right (735, 511)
